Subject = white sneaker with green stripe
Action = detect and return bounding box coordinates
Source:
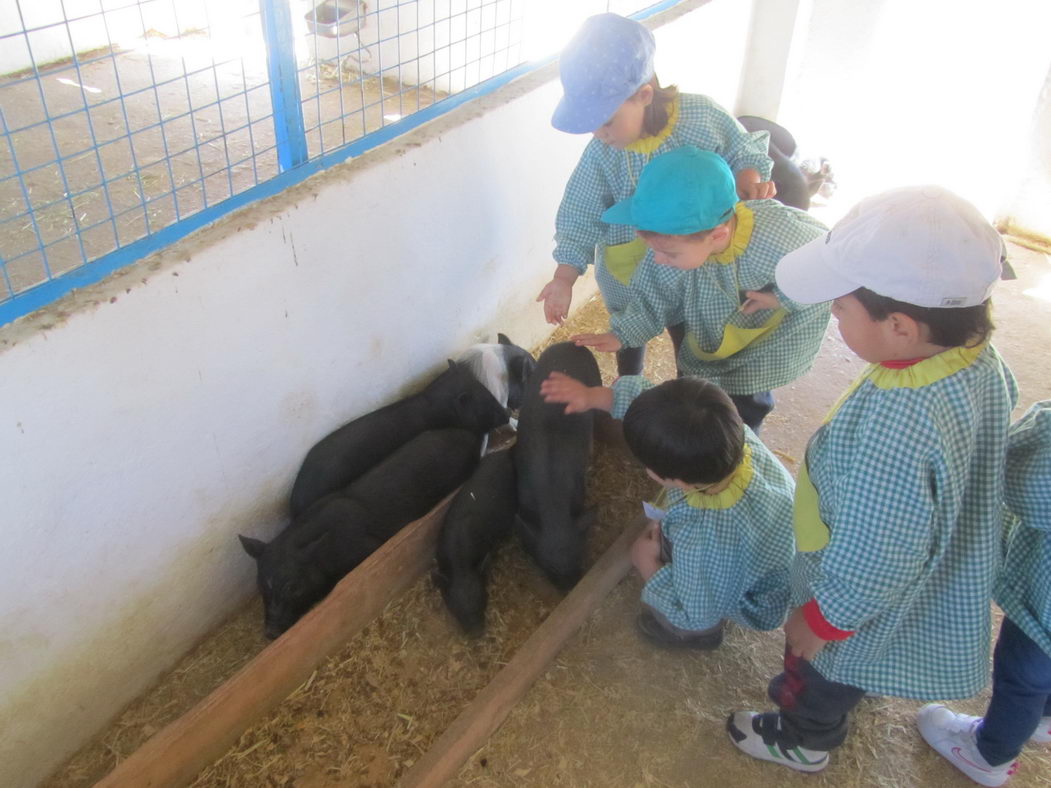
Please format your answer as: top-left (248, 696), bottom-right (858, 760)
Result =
top-left (726, 711), bottom-right (829, 773)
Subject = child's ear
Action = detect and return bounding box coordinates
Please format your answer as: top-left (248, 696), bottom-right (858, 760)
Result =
top-left (887, 311), bottom-right (923, 344)
top-left (633, 82), bottom-right (655, 106)
top-left (709, 223), bottom-right (732, 245)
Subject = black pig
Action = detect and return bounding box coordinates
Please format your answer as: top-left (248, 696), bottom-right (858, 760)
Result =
top-left (290, 360), bottom-right (508, 517)
top-left (512, 343), bottom-right (600, 590)
top-left (434, 448), bottom-right (517, 634)
top-left (242, 428), bottom-right (481, 638)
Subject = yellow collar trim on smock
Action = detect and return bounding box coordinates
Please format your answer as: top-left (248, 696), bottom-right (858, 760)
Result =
top-left (683, 444), bottom-right (754, 510)
top-left (624, 96), bottom-right (680, 154)
top-left (867, 341), bottom-right (988, 390)
top-left (710, 202), bottom-right (754, 264)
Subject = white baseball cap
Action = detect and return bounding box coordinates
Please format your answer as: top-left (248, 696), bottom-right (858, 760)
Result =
top-left (776, 186), bottom-right (1003, 307)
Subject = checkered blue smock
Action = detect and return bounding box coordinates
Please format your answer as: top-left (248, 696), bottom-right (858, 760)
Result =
top-left (610, 200), bottom-right (830, 395)
top-left (793, 344), bottom-right (1018, 699)
top-left (995, 400), bottom-right (1051, 658)
top-left (553, 93), bottom-right (772, 312)
top-left (612, 376), bottom-right (796, 631)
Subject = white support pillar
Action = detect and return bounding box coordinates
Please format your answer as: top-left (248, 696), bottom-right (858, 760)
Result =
top-left (735, 0), bottom-right (811, 120)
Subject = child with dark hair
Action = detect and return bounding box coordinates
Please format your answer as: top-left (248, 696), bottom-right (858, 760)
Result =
top-left (726, 186), bottom-right (1018, 774)
top-left (917, 399), bottom-right (1051, 787)
top-left (541, 373), bottom-right (795, 649)
top-left (536, 13), bottom-right (776, 377)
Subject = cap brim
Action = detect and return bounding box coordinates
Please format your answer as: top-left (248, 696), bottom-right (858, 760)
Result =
top-left (600, 198), bottom-right (635, 226)
top-left (775, 233), bottom-right (860, 304)
top-left (551, 93), bottom-right (623, 134)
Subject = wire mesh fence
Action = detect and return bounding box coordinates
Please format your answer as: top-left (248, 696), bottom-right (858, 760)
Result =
top-left (0, 0), bottom-right (676, 323)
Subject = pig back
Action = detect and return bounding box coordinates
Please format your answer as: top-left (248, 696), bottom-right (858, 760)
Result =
top-left (438, 448), bottom-right (518, 570)
top-left (343, 427), bottom-right (482, 540)
top-left (514, 343), bottom-right (601, 518)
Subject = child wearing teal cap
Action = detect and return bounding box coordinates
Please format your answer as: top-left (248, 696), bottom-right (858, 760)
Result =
top-left (917, 399), bottom-right (1051, 787)
top-left (539, 373), bottom-right (795, 649)
top-left (537, 13), bottom-right (776, 377)
top-left (574, 146), bottom-right (830, 431)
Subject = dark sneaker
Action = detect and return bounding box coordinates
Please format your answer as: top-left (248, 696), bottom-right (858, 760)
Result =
top-left (726, 711), bottom-right (829, 773)
top-left (635, 610), bottom-right (723, 650)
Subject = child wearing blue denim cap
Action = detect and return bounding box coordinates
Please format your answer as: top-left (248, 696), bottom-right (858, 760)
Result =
top-left (917, 399), bottom-right (1051, 787)
top-left (573, 146), bottom-right (829, 431)
top-left (536, 13), bottom-right (776, 377)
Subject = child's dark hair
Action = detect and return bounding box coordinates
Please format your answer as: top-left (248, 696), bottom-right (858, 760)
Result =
top-left (853, 287), bottom-right (994, 348)
top-left (642, 77), bottom-right (679, 137)
top-left (622, 378), bottom-right (744, 485)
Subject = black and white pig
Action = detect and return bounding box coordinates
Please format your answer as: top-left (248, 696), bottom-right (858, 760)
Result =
top-left (434, 448), bottom-right (517, 635)
top-left (242, 428), bottom-right (481, 638)
top-left (512, 342), bottom-right (601, 591)
top-left (457, 333), bottom-right (538, 414)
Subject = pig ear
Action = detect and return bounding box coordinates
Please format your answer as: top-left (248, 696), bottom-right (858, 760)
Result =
top-left (239, 535), bottom-right (267, 559)
top-left (508, 353), bottom-right (535, 385)
top-left (447, 359), bottom-right (457, 369)
top-left (497, 333), bottom-right (511, 345)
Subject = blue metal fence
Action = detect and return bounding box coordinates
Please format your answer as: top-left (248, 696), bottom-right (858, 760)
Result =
top-left (0, 0), bottom-right (682, 327)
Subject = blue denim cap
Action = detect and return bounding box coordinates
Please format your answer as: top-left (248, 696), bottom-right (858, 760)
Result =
top-left (551, 14), bottom-right (656, 134)
top-left (601, 147), bottom-right (739, 234)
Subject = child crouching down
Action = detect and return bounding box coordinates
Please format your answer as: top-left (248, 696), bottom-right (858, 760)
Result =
top-left (917, 400), bottom-right (1051, 787)
top-left (540, 373), bottom-right (796, 649)
top-left (727, 186), bottom-right (1018, 774)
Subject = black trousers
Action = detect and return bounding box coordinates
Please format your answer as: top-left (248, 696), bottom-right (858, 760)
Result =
top-left (758, 647), bottom-right (866, 751)
top-left (729, 391), bottom-right (775, 433)
top-left (615, 324), bottom-right (687, 377)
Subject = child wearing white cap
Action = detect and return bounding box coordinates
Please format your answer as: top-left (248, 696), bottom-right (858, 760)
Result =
top-left (573, 146), bottom-right (829, 431)
top-left (917, 399), bottom-right (1051, 787)
top-left (538, 373), bottom-right (795, 649)
top-left (536, 13), bottom-right (775, 376)
top-left (726, 186), bottom-right (1018, 774)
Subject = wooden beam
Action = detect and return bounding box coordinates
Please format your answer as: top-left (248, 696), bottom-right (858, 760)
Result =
top-left (397, 517), bottom-right (648, 788)
top-left (95, 491), bottom-right (458, 788)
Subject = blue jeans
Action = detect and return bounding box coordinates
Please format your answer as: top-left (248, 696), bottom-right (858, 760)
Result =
top-left (977, 617), bottom-right (1051, 766)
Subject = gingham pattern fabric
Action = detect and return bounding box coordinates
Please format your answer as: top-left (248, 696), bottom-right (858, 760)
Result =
top-left (996, 400), bottom-right (1051, 659)
top-left (794, 345), bottom-right (1018, 699)
top-left (612, 375), bottom-right (796, 631)
top-left (553, 93), bottom-right (772, 312)
top-left (610, 200), bottom-right (830, 395)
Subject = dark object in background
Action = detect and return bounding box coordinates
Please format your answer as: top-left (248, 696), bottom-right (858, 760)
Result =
top-left (512, 343), bottom-right (601, 591)
top-left (738, 115), bottom-right (836, 211)
top-left (241, 428), bottom-right (481, 639)
top-left (434, 449), bottom-right (518, 635)
top-left (290, 359), bottom-right (508, 518)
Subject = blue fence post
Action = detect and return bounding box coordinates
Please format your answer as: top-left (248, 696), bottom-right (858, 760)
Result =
top-left (259, 0), bottom-right (309, 171)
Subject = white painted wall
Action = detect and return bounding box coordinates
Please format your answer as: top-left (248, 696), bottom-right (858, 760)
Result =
top-left (0, 4), bottom-right (745, 786)
top-left (768, 0), bottom-right (1051, 220)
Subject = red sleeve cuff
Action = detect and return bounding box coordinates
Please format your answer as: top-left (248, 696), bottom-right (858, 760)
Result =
top-left (803, 598), bottom-right (855, 641)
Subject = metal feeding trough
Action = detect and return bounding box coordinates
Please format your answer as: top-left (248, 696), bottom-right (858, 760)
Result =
top-left (304, 0), bottom-right (366, 38)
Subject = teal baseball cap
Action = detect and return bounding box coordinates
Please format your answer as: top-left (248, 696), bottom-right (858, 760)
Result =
top-left (601, 147), bottom-right (738, 234)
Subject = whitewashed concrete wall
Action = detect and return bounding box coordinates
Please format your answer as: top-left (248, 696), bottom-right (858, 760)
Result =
top-left (0, 3), bottom-right (748, 785)
top-left (769, 0), bottom-right (1051, 219)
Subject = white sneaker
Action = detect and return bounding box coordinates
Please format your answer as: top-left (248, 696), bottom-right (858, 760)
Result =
top-left (1031, 715), bottom-right (1051, 744)
top-left (917, 704), bottom-right (1018, 787)
top-left (726, 711), bottom-right (829, 773)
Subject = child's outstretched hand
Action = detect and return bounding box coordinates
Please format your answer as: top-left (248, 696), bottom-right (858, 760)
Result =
top-left (572, 332), bottom-right (622, 352)
top-left (537, 278), bottom-right (573, 325)
top-left (540, 372), bottom-right (613, 414)
top-left (784, 605), bottom-right (829, 660)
